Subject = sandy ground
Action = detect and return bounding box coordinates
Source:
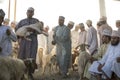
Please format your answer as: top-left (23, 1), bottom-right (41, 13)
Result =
top-left (33, 67), bottom-right (80, 80)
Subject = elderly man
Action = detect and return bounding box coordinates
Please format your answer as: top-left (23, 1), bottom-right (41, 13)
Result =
top-left (86, 20), bottom-right (98, 55)
top-left (52, 16), bottom-right (71, 78)
top-left (92, 29), bottom-right (111, 60)
top-left (89, 30), bottom-right (120, 80)
top-left (98, 16), bottom-right (112, 46)
top-left (77, 23), bottom-right (87, 46)
top-left (16, 7), bottom-right (39, 59)
top-left (0, 9), bottom-right (17, 56)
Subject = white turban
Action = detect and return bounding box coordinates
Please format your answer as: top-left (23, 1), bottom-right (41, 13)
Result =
top-left (4, 18), bottom-right (10, 23)
top-left (102, 29), bottom-right (112, 36)
top-left (116, 20), bottom-right (120, 24)
top-left (111, 30), bottom-right (120, 37)
top-left (86, 20), bottom-right (92, 25)
top-left (79, 23), bottom-right (84, 28)
top-left (59, 16), bottom-right (65, 20)
top-left (0, 9), bottom-right (5, 17)
top-left (99, 16), bottom-right (107, 21)
top-left (68, 21), bottom-right (74, 25)
top-left (27, 7), bottom-right (34, 12)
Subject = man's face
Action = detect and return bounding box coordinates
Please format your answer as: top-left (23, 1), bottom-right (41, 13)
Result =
top-left (68, 24), bottom-right (73, 29)
top-left (80, 27), bottom-right (84, 31)
top-left (111, 36), bottom-right (119, 46)
top-left (27, 10), bottom-right (34, 18)
top-left (102, 35), bottom-right (111, 44)
top-left (58, 18), bottom-right (64, 26)
top-left (0, 16), bottom-right (4, 25)
top-left (116, 22), bottom-right (120, 28)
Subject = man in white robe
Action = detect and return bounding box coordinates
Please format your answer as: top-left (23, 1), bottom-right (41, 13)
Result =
top-left (77, 23), bottom-right (87, 46)
top-left (89, 30), bottom-right (120, 80)
top-left (86, 20), bottom-right (98, 55)
top-left (71, 24), bottom-right (80, 51)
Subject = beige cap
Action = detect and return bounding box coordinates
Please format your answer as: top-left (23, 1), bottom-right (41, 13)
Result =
top-left (102, 29), bottom-right (112, 36)
top-left (86, 20), bottom-right (92, 25)
top-left (99, 16), bottom-right (107, 21)
top-left (111, 30), bottom-right (120, 37)
top-left (68, 21), bottom-right (74, 25)
top-left (4, 18), bottom-right (10, 23)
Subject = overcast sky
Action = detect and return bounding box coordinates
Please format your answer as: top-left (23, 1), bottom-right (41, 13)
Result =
top-left (0, 0), bottom-right (120, 30)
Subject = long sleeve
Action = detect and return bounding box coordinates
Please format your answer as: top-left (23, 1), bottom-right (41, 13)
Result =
top-left (98, 45), bottom-right (110, 64)
top-left (86, 28), bottom-right (92, 46)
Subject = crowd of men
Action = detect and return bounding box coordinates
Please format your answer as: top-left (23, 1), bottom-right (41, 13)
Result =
top-left (0, 7), bottom-right (120, 80)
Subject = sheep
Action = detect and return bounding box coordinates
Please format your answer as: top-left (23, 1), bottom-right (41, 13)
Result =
top-left (0, 56), bottom-right (26, 80)
top-left (41, 46), bottom-right (58, 75)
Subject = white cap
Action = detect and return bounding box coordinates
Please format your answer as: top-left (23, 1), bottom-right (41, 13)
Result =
top-left (79, 23), bottom-right (84, 28)
top-left (102, 29), bottom-right (112, 36)
top-left (111, 30), bottom-right (120, 37)
top-left (99, 16), bottom-right (107, 21)
top-left (59, 16), bottom-right (65, 20)
top-left (86, 20), bottom-right (92, 25)
top-left (116, 20), bottom-right (120, 24)
top-left (0, 9), bottom-right (5, 17)
top-left (68, 21), bottom-right (74, 25)
top-left (27, 7), bottom-right (34, 12)
top-left (4, 18), bottom-right (10, 23)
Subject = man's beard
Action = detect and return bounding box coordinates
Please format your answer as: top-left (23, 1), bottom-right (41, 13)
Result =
top-left (111, 40), bottom-right (119, 46)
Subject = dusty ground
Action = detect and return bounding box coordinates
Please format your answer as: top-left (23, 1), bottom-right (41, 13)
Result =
top-left (33, 67), bottom-right (80, 80)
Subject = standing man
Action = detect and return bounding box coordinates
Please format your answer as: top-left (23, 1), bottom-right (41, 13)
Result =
top-left (0, 9), bottom-right (17, 56)
top-left (52, 16), bottom-right (71, 78)
top-left (71, 24), bottom-right (80, 51)
top-left (77, 23), bottom-right (87, 46)
top-left (16, 7), bottom-right (39, 59)
top-left (86, 20), bottom-right (98, 55)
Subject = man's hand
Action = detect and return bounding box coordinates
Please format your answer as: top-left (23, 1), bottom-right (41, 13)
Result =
top-left (6, 29), bottom-right (11, 36)
top-left (89, 57), bottom-right (97, 63)
top-left (0, 47), bottom-right (2, 52)
top-left (116, 57), bottom-right (120, 63)
top-left (98, 63), bottom-right (104, 72)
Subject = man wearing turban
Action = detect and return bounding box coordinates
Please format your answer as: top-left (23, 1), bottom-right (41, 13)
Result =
top-left (89, 30), bottom-right (120, 80)
top-left (52, 16), bottom-right (71, 78)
